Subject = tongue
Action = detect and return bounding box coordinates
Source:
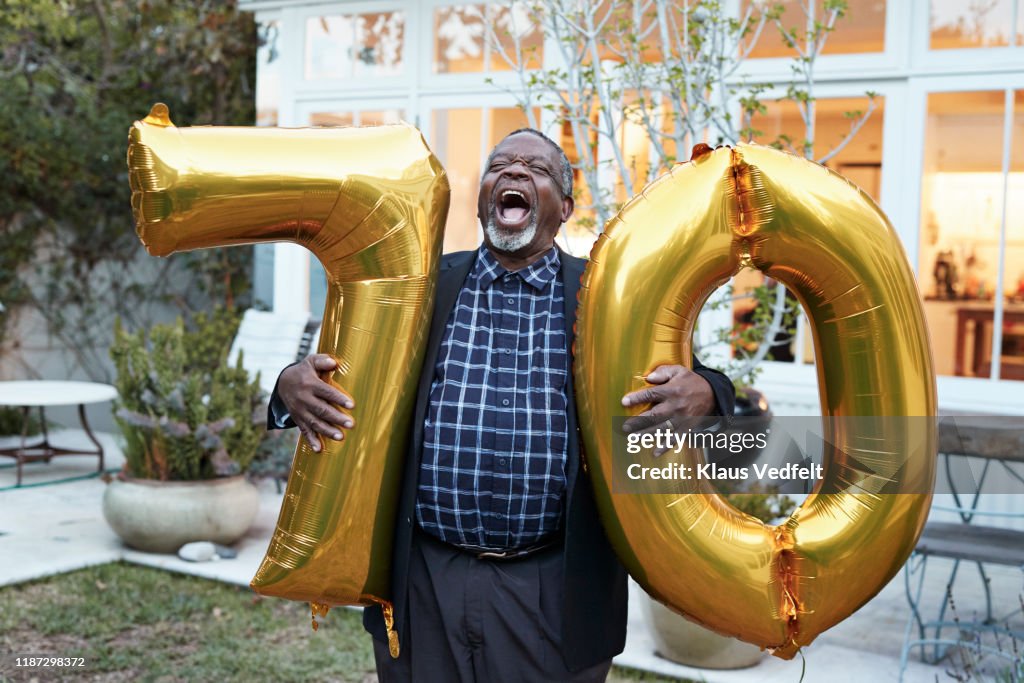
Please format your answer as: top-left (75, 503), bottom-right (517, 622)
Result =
top-left (501, 206), bottom-right (528, 223)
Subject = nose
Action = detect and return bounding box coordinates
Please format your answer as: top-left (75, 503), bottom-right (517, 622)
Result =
top-left (501, 158), bottom-right (530, 179)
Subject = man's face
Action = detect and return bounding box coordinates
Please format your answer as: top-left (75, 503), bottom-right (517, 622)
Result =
top-left (477, 133), bottom-right (574, 257)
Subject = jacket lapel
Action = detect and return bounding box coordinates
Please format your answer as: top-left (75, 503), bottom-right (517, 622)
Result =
top-left (559, 249), bottom-right (588, 497)
top-left (410, 250), bottom-right (476, 454)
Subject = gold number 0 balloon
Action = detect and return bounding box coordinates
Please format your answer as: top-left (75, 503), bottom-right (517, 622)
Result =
top-left (575, 144), bottom-right (936, 657)
top-left (127, 104), bottom-right (449, 654)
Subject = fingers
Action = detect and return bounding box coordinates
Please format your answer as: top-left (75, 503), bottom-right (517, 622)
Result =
top-left (299, 424), bottom-right (323, 453)
top-left (645, 364), bottom-right (685, 384)
top-left (622, 409), bottom-right (672, 435)
top-left (309, 353), bottom-right (339, 373)
top-left (312, 381), bottom-right (354, 411)
top-left (621, 365), bottom-right (687, 407)
top-left (621, 385), bottom-right (666, 408)
top-left (308, 396), bottom-right (353, 429)
top-left (278, 354), bottom-right (356, 453)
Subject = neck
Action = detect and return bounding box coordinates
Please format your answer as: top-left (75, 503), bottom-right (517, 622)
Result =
top-left (486, 241), bottom-right (556, 272)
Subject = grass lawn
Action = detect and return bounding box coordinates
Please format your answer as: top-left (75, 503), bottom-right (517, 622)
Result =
top-left (0, 563), bottom-right (687, 682)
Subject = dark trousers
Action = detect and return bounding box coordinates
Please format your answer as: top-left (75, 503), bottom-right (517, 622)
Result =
top-left (373, 530), bottom-right (613, 683)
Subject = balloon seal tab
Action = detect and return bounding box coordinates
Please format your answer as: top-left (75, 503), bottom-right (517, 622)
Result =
top-left (143, 102), bottom-right (174, 128)
top-left (310, 601), bottom-right (330, 632)
top-left (382, 602), bottom-right (400, 658)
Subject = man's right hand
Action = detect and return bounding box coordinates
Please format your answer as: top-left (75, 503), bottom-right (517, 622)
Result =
top-left (277, 354), bottom-right (354, 453)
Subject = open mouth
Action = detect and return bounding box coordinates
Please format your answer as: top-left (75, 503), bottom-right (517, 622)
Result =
top-left (497, 189), bottom-right (532, 225)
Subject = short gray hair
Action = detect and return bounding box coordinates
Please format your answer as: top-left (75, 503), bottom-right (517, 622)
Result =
top-left (484, 128), bottom-right (574, 199)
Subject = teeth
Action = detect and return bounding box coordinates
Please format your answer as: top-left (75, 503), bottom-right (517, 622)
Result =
top-left (501, 190), bottom-right (525, 200)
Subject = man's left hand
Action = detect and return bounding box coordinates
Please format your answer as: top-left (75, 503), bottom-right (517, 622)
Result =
top-left (620, 365), bottom-right (716, 435)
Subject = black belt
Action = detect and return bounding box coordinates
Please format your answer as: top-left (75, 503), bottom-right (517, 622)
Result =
top-left (420, 529), bottom-right (561, 561)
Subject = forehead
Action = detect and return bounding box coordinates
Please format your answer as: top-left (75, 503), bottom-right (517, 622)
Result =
top-left (491, 133), bottom-right (560, 166)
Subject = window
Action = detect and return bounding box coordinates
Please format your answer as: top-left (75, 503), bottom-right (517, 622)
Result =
top-left (433, 3), bottom-right (543, 73)
top-left (744, 0), bottom-right (887, 58)
top-left (929, 0), bottom-right (1022, 49)
top-left (919, 90), bottom-right (1024, 381)
top-left (304, 11), bottom-right (405, 80)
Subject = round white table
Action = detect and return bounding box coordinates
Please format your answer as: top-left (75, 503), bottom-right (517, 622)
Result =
top-left (0, 381), bottom-right (118, 486)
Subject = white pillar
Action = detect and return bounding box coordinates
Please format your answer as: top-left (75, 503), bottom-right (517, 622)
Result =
top-left (272, 243), bottom-right (311, 315)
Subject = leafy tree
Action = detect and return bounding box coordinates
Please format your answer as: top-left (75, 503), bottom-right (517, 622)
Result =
top-left (0, 0), bottom-right (257, 379)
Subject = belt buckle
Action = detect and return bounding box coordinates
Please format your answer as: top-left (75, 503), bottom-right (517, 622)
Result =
top-left (476, 548), bottom-right (516, 560)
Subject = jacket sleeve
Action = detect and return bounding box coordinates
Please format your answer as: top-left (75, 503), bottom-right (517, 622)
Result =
top-left (265, 361), bottom-right (299, 430)
top-left (691, 354), bottom-right (735, 417)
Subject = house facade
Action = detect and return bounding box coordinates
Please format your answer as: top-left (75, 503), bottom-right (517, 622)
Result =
top-left (240, 0), bottom-right (1024, 417)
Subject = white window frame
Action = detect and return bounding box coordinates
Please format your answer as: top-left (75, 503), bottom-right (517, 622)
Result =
top-left (909, 0), bottom-right (1024, 76)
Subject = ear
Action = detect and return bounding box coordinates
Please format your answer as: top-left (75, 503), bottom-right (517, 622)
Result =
top-left (560, 195), bottom-right (575, 223)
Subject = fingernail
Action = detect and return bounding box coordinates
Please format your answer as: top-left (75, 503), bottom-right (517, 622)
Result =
top-left (344, 401), bottom-right (354, 409)
top-left (343, 420), bottom-right (353, 428)
top-left (621, 397), bottom-right (630, 406)
top-left (332, 432), bottom-right (342, 440)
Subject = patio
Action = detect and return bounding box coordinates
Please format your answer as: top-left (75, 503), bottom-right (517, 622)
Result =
top-left (1, 429), bottom-right (1020, 682)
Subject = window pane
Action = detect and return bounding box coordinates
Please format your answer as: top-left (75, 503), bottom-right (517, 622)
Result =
top-left (489, 3), bottom-right (544, 71)
top-left (433, 109), bottom-right (484, 253)
top-left (746, 0), bottom-right (886, 58)
top-left (309, 112), bottom-right (355, 127)
top-left (433, 3), bottom-right (542, 73)
top-left (359, 110), bottom-right (405, 126)
top-left (434, 5), bottom-right (487, 73)
top-left (750, 96), bottom-right (884, 200)
top-left (256, 19), bottom-right (282, 127)
top-left (353, 12), bottom-right (405, 78)
top-left (930, 0), bottom-right (1014, 49)
top-left (1004, 91), bottom-right (1024, 379)
top-left (308, 110), bottom-right (405, 127)
top-left (920, 91), bottom-right (1006, 379)
top-left (305, 16), bottom-right (354, 80)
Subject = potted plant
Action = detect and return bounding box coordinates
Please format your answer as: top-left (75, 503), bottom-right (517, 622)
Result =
top-left (102, 308), bottom-right (265, 553)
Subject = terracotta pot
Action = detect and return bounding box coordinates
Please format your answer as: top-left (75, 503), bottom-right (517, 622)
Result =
top-left (102, 474), bottom-right (259, 553)
top-left (643, 595), bottom-right (764, 670)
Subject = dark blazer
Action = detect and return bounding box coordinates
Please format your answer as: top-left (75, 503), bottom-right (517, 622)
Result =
top-left (271, 247), bottom-right (735, 672)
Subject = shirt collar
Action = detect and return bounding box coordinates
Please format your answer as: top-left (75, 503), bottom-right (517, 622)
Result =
top-left (472, 244), bottom-right (561, 292)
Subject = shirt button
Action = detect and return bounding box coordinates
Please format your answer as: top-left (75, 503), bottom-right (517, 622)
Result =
top-left (502, 398), bottom-right (510, 406)
top-left (507, 297), bottom-right (515, 305)
top-left (503, 348), bottom-right (511, 355)
top-left (496, 513), bottom-right (504, 519)
top-left (499, 458), bottom-right (507, 466)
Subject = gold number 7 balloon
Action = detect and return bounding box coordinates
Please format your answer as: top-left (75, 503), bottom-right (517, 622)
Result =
top-left (574, 143), bottom-right (936, 658)
top-left (127, 103), bottom-right (449, 656)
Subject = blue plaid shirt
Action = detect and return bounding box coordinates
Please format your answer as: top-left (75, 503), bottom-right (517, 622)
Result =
top-left (415, 245), bottom-right (569, 551)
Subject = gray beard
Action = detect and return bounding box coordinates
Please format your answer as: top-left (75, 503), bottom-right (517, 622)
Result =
top-left (485, 210), bottom-right (538, 253)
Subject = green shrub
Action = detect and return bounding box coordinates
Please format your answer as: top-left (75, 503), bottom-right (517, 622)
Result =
top-left (0, 406), bottom-right (42, 437)
top-left (109, 309), bottom-right (264, 480)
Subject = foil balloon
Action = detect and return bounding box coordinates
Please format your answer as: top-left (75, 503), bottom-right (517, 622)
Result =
top-left (574, 143), bottom-right (936, 658)
top-left (127, 103), bottom-right (449, 655)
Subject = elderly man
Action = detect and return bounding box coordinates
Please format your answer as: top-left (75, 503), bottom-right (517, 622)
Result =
top-left (270, 129), bottom-right (734, 682)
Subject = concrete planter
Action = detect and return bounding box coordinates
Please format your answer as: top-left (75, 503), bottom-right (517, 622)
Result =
top-left (643, 595), bottom-right (764, 670)
top-left (102, 475), bottom-right (259, 553)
